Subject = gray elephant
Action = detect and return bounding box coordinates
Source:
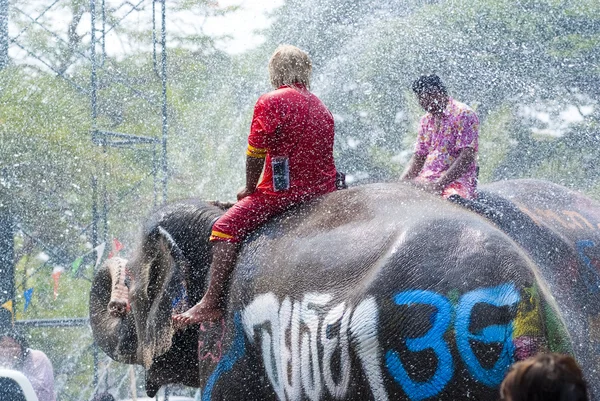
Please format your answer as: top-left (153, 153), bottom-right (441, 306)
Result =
top-left (90, 180), bottom-right (581, 401)
top-left (474, 179), bottom-right (600, 398)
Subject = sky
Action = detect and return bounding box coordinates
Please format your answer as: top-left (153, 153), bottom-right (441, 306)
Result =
top-left (8, 0), bottom-right (285, 63)
top-left (202, 0), bottom-right (284, 54)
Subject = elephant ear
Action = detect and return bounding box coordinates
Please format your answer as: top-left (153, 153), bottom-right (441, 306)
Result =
top-left (139, 226), bottom-right (192, 369)
top-left (89, 258), bottom-right (139, 364)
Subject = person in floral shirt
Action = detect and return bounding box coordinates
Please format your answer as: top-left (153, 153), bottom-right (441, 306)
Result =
top-left (401, 74), bottom-right (479, 199)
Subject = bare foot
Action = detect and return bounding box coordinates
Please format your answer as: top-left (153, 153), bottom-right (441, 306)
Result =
top-left (172, 299), bottom-right (224, 326)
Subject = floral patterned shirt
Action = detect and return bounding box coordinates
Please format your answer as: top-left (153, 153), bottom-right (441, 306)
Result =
top-left (414, 97), bottom-right (479, 199)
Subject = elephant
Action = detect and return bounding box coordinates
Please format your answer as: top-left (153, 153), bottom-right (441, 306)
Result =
top-left (473, 179), bottom-right (600, 398)
top-left (90, 179), bottom-right (600, 401)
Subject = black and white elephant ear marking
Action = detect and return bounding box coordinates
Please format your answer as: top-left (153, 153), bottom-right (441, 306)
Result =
top-left (156, 226), bottom-right (190, 313)
top-left (140, 226), bottom-right (191, 369)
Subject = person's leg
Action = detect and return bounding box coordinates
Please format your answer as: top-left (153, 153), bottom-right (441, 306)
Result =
top-left (173, 193), bottom-right (295, 326)
top-left (172, 240), bottom-right (238, 324)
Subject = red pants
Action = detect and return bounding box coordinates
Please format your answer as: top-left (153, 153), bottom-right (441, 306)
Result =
top-left (210, 192), bottom-right (303, 243)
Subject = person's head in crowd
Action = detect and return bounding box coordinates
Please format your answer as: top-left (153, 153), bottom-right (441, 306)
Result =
top-left (0, 327), bottom-right (29, 370)
top-left (91, 392), bottom-right (115, 401)
top-left (412, 74), bottom-right (449, 115)
top-left (500, 353), bottom-right (588, 401)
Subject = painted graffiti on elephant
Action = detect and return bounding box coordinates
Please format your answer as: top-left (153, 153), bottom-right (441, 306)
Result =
top-left (242, 293), bottom-right (388, 401)
top-left (386, 284), bottom-right (521, 401)
top-left (198, 318), bottom-right (226, 363)
top-left (518, 206), bottom-right (598, 231)
top-left (242, 284), bottom-right (525, 401)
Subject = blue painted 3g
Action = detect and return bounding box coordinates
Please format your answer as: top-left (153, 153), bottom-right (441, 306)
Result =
top-left (386, 284), bottom-right (521, 400)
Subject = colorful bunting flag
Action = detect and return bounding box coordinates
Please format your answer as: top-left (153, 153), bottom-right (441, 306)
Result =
top-left (52, 266), bottom-right (64, 300)
top-left (23, 288), bottom-right (33, 313)
top-left (1, 300), bottom-right (13, 314)
top-left (108, 238), bottom-right (124, 258)
top-left (1, 300), bottom-right (13, 322)
top-left (68, 241), bottom-right (107, 278)
top-left (71, 256), bottom-right (84, 275)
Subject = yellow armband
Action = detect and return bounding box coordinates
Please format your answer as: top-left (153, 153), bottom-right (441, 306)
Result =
top-left (246, 144), bottom-right (267, 158)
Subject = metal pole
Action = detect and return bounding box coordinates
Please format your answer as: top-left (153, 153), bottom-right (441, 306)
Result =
top-left (91, 176), bottom-right (99, 389)
top-left (0, 210), bottom-right (14, 329)
top-left (152, 0), bottom-right (158, 77)
top-left (100, 0), bottom-right (106, 66)
top-left (153, 144), bottom-right (158, 207)
top-left (0, 0), bottom-right (8, 69)
top-left (90, 3), bottom-right (104, 389)
top-left (15, 317), bottom-right (89, 328)
top-left (160, 0), bottom-right (168, 203)
top-left (103, 187), bottom-right (108, 244)
top-left (90, 0), bottom-right (98, 128)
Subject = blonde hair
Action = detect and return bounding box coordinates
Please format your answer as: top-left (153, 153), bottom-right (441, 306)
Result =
top-left (268, 45), bottom-right (312, 89)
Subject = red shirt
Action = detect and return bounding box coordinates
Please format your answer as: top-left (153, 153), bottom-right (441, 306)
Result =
top-left (247, 84), bottom-right (337, 198)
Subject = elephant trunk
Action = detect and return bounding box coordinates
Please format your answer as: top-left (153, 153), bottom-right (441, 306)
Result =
top-left (89, 257), bottom-right (139, 364)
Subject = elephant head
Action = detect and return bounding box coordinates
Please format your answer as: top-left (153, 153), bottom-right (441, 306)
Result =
top-left (89, 200), bottom-right (225, 395)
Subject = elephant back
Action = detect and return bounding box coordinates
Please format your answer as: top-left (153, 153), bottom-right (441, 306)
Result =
top-left (481, 179), bottom-right (600, 396)
top-left (216, 183), bottom-right (570, 401)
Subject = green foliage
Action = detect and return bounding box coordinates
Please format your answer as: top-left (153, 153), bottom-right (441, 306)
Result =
top-left (478, 106), bottom-right (513, 184)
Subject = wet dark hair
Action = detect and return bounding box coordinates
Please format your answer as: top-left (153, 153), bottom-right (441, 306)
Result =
top-left (500, 353), bottom-right (588, 401)
top-left (0, 327), bottom-right (30, 368)
top-left (412, 74), bottom-right (447, 96)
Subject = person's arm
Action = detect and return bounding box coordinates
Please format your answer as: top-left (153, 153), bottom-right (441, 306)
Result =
top-left (238, 95), bottom-right (275, 201)
top-left (434, 110), bottom-right (479, 191)
top-left (237, 155), bottom-right (265, 200)
top-left (401, 153), bottom-right (427, 181)
top-left (25, 350), bottom-right (56, 401)
top-left (434, 147), bottom-right (476, 189)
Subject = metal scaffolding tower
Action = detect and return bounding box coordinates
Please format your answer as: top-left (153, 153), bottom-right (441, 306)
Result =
top-left (0, 0), bottom-right (170, 397)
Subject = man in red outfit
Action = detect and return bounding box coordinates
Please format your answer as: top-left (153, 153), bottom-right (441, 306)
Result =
top-left (174, 45), bottom-right (338, 325)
